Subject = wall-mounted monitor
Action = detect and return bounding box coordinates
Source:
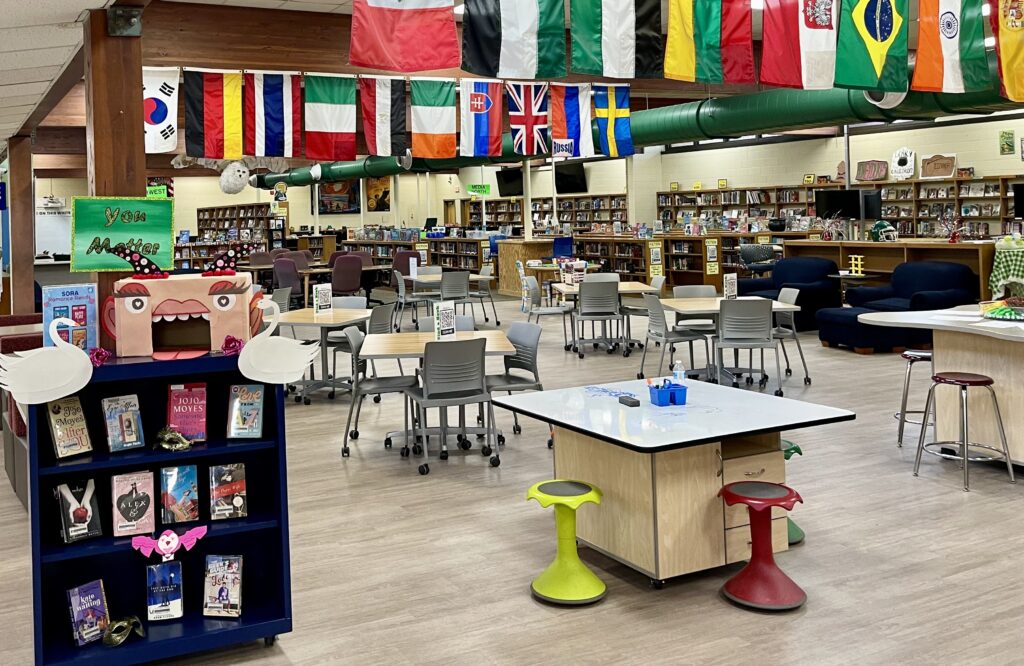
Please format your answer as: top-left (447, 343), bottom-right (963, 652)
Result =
top-left (555, 162), bottom-right (588, 193)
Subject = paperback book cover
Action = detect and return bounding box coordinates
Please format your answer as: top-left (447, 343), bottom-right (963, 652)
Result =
top-left (227, 384), bottom-right (264, 438)
top-left (147, 561), bottom-right (183, 621)
top-left (160, 465), bottom-right (199, 524)
top-left (167, 383), bottom-right (207, 442)
top-left (67, 579), bottom-right (109, 646)
top-left (203, 555), bottom-right (243, 617)
top-left (209, 463), bottom-right (247, 520)
top-left (47, 396), bottom-right (92, 459)
top-left (55, 478), bottom-right (102, 543)
top-left (111, 471), bottom-right (155, 537)
top-left (101, 394), bottom-right (145, 452)
top-left (41, 283), bottom-right (98, 350)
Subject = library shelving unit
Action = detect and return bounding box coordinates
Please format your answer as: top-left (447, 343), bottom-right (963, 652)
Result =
top-left (428, 237), bottom-right (489, 271)
top-left (296, 235), bottom-right (337, 262)
top-left (557, 194), bottom-right (628, 233)
top-left (29, 355), bottom-right (291, 665)
top-left (656, 183), bottom-right (844, 225)
top-left (175, 204), bottom-right (275, 270)
top-left (572, 235), bottom-right (658, 282)
top-left (340, 238), bottom-right (420, 264)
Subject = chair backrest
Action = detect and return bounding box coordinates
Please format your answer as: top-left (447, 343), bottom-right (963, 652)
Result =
top-left (770, 257), bottom-right (837, 288)
top-left (393, 250), bottom-right (420, 276)
top-left (393, 269), bottom-right (408, 298)
top-left (250, 250), bottom-right (272, 265)
top-left (350, 250), bottom-right (373, 267)
top-left (271, 287), bottom-right (292, 313)
top-left (673, 285), bottom-right (717, 299)
top-left (421, 338), bottom-right (487, 399)
top-left (283, 250), bottom-right (309, 270)
top-left (368, 303), bottom-right (395, 334)
top-left (504, 321), bottom-right (542, 379)
top-left (440, 271), bottom-right (470, 299)
top-left (890, 260), bottom-right (978, 298)
top-left (650, 275), bottom-right (666, 294)
top-left (579, 280), bottom-right (620, 315)
top-left (718, 298), bottom-right (772, 342)
top-left (332, 255), bottom-right (364, 294)
top-left (273, 258), bottom-right (301, 293)
top-left (332, 296), bottom-right (367, 309)
top-left (525, 275), bottom-right (542, 309)
top-left (327, 250), bottom-right (348, 268)
top-left (775, 287), bottom-right (799, 328)
top-left (584, 272), bottom-right (620, 283)
top-left (642, 293), bottom-right (670, 336)
top-left (342, 326), bottom-right (368, 378)
top-left (739, 244), bottom-right (776, 266)
top-left (418, 315), bottom-right (475, 332)
top-left (270, 247), bottom-right (290, 259)
top-left (302, 249), bottom-right (315, 263)
top-left (419, 265), bottom-right (443, 276)
top-left (475, 265), bottom-right (493, 293)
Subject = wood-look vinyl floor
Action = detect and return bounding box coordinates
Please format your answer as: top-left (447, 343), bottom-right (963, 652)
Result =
top-left (3, 295), bottom-right (1023, 665)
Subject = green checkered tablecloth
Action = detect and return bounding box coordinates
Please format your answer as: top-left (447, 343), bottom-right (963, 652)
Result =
top-left (990, 249), bottom-right (1024, 299)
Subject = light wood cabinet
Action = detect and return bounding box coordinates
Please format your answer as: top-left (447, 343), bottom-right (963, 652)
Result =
top-left (725, 518), bottom-right (790, 564)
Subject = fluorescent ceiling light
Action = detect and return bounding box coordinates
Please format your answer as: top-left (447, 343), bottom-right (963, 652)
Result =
top-left (454, 3), bottom-right (464, 15)
top-left (750, 0), bottom-right (764, 8)
top-left (985, 36), bottom-right (996, 47)
top-left (982, 2), bottom-right (991, 16)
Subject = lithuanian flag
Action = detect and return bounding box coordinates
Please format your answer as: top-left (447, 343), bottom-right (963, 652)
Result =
top-left (184, 68), bottom-right (243, 160)
top-left (664, 0), bottom-right (755, 84)
top-left (991, 0), bottom-right (1024, 102)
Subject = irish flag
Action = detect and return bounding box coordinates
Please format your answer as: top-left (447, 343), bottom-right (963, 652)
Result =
top-left (912, 0), bottom-right (990, 93)
top-left (350, 0), bottom-right (460, 72)
top-left (760, 0), bottom-right (840, 90)
top-left (304, 74), bottom-right (356, 161)
top-left (410, 79), bottom-right (456, 159)
top-left (664, 0), bottom-right (756, 84)
top-left (991, 0), bottom-right (1024, 102)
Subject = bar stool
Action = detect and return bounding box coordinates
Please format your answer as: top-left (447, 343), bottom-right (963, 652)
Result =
top-left (896, 349), bottom-right (934, 447)
top-left (719, 481), bottom-right (805, 611)
top-left (526, 480), bottom-right (606, 605)
top-left (914, 372), bottom-right (1016, 492)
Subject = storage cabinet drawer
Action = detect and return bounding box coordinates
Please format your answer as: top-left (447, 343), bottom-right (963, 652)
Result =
top-left (725, 517), bottom-right (789, 564)
top-left (722, 451), bottom-right (786, 528)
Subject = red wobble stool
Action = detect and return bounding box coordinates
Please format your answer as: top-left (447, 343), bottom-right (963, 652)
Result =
top-left (719, 481), bottom-right (805, 611)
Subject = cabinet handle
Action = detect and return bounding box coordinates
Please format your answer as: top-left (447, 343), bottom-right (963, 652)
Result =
top-left (744, 468), bottom-right (766, 478)
top-left (716, 449), bottom-right (723, 477)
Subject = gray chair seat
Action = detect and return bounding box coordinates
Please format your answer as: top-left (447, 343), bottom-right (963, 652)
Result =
top-left (532, 304), bottom-right (574, 316)
top-left (486, 373), bottom-right (542, 392)
top-left (359, 375), bottom-right (418, 392)
top-left (405, 385), bottom-right (489, 405)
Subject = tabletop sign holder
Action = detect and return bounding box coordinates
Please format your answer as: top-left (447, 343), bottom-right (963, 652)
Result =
top-left (433, 301), bottom-right (457, 341)
top-left (408, 256), bottom-right (418, 279)
top-left (723, 273), bottom-right (738, 299)
top-left (313, 283), bottom-right (332, 316)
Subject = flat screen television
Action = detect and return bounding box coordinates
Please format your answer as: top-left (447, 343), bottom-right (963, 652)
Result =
top-left (1014, 184), bottom-right (1024, 219)
top-left (815, 189), bottom-right (862, 219)
top-left (495, 169), bottom-right (524, 197)
top-left (555, 162), bottom-right (588, 193)
top-left (860, 190), bottom-right (882, 220)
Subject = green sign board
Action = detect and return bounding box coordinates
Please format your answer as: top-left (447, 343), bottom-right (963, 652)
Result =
top-left (71, 196), bottom-right (174, 272)
top-left (467, 183), bottom-right (490, 196)
top-left (146, 184), bottom-right (168, 198)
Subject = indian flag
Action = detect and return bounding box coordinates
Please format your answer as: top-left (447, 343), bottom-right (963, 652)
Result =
top-left (991, 0), bottom-right (1024, 102)
top-left (912, 0), bottom-right (990, 93)
top-left (304, 74), bottom-right (356, 161)
top-left (410, 79), bottom-right (456, 159)
top-left (664, 0), bottom-right (756, 84)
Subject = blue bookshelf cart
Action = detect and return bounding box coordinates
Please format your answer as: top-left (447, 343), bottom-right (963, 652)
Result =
top-left (29, 355), bottom-right (292, 665)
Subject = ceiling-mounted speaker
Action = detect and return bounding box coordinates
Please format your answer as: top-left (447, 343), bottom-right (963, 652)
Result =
top-left (864, 89), bottom-right (907, 110)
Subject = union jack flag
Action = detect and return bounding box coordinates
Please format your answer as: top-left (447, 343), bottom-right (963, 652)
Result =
top-left (506, 82), bottom-right (549, 156)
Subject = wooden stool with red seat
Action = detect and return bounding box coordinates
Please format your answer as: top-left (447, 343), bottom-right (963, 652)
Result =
top-left (719, 481), bottom-right (805, 611)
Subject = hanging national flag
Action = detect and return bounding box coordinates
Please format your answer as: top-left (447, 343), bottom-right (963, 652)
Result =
top-left (593, 84), bottom-right (634, 158)
top-left (360, 76), bottom-right (408, 157)
top-left (834, 0), bottom-right (909, 91)
top-left (143, 67), bottom-right (179, 154)
top-left (184, 68), bottom-right (243, 160)
top-left (459, 79), bottom-right (504, 157)
top-left (549, 83), bottom-right (594, 159)
top-left (243, 71), bottom-right (302, 158)
top-left (570, 0), bottom-right (663, 78)
top-left (665, 0), bottom-right (756, 84)
top-left (304, 74), bottom-right (357, 161)
top-left (350, 0), bottom-right (460, 72)
top-left (990, 0), bottom-right (1024, 102)
top-left (912, 0), bottom-right (990, 93)
top-left (411, 79), bottom-right (456, 159)
top-left (760, 0), bottom-right (839, 90)
top-left (462, 0), bottom-right (566, 79)
top-left (507, 82), bottom-right (549, 156)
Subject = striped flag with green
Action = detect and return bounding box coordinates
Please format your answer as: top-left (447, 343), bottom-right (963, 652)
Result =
top-left (410, 79), bottom-right (456, 159)
top-left (570, 0), bottom-right (663, 79)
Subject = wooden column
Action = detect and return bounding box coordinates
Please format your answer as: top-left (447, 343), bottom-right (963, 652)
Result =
top-left (8, 136), bottom-right (34, 314)
top-left (84, 9), bottom-right (146, 345)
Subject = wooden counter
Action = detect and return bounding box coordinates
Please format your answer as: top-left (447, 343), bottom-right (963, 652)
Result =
top-left (496, 238), bottom-right (555, 296)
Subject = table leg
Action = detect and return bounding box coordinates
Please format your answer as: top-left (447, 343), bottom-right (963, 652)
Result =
top-left (304, 274), bottom-right (311, 308)
top-left (320, 326), bottom-right (330, 389)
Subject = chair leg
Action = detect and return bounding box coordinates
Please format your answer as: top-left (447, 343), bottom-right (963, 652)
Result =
top-left (896, 359), bottom-right (914, 448)
top-left (792, 332), bottom-right (810, 382)
top-left (774, 343), bottom-right (784, 396)
top-left (986, 386), bottom-right (1016, 483)
top-left (779, 338), bottom-right (791, 373)
top-left (959, 386), bottom-right (970, 491)
top-left (913, 384), bottom-right (937, 477)
top-left (342, 389), bottom-right (358, 456)
top-left (489, 292), bottom-right (499, 324)
top-left (638, 334), bottom-right (649, 377)
top-left (561, 314), bottom-right (569, 349)
top-left (657, 336), bottom-right (668, 376)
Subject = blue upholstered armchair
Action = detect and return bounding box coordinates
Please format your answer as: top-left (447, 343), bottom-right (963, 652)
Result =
top-left (739, 257), bottom-right (841, 330)
top-left (845, 261), bottom-right (978, 312)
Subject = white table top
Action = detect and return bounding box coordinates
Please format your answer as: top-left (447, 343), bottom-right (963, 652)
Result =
top-left (360, 330), bottom-right (515, 359)
top-left (276, 308), bottom-right (372, 327)
top-left (492, 379), bottom-right (854, 453)
top-left (859, 305), bottom-right (1024, 342)
top-left (553, 281), bottom-right (658, 296)
top-left (661, 296), bottom-right (799, 315)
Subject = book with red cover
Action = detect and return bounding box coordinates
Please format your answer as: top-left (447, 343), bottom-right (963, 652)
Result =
top-left (167, 383), bottom-right (207, 442)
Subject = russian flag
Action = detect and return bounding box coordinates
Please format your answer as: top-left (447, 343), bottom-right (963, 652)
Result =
top-left (549, 83), bottom-right (594, 159)
top-left (459, 79), bottom-right (504, 157)
top-left (244, 71), bottom-right (302, 158)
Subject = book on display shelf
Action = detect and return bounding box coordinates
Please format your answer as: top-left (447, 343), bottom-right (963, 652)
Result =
top-left (111, 471), bottom-right (156, 537)
top-left (41, 283), bottom-right (99, 350)
top-left (55, 478), bottom-right (103, 543)
top-left (67, 579), bottom-right (109, 646)
top-left (203, 555), bottom-right (243, 617)
top-left (227, 384), bottom-right (264, 438)
top-left (147, 561), bottom-right (184, 621)
top-left (209, 463), bottom-right (247, 520)
top-left (167, 382), bottom-right (207, 441)
top-left (161, 465), bottom-right (200, 524)
top-left (47, 396), bottom-right (92, 458)
top-left (101, 394), bottom-right (145, 452)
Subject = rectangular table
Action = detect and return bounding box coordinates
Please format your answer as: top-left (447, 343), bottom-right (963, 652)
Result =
top-left (552, 280), bottom-right (658, 297)
top-left (361, 330), bottom-right (514, 360)
top-left (660, 295), bottom-right (800, 315)
top-left (493, 380), bottom-right (854, 584)
top-left (405, 273), bottom-right (494, 287)
top-left (276, 308), bottom-right (372, 400)
top-left (301, 264), bottom-right (393, 307)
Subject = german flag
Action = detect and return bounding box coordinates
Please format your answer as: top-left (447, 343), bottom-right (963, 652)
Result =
top-left (184, 68), bottom-right (243, 159)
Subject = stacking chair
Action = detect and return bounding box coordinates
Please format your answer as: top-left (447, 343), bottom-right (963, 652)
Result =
top-left (620, 275), bottom-right (665, 355)
top-left (392, 269), bottom-right (426, 331)
top-left (714, 298), bottom-right (785, 397)
top-left (486, 322), bottom-right (543, 436)
top-left (273, 258), bottom-right (303, 309)
top-left (429, 271), bottom-right (476, 320)
top-left (469, 265), bottom-right (500, 325)
top-left (773, 287), bottom-right (811, 386)
top-left (417, 315), bottom-right (476, 332)
top-left (413, 265), bottom-right (443, 302)
top-left (270, 287), bottom-right (292, 313)
top-left (403, 338), bottom-right (499, 475)
top-left (331, 255), bottom-right (363, 296)
top-left (524, 276), bottom-right (573, 351)
top-left (637, 294), bottom-right (710, 380)
top-left (325, 296), bottom-right (368, 398)
top-left (340, 326), bottom-right (417, 458)
top-left (572, 279), bottom-right (623, 359)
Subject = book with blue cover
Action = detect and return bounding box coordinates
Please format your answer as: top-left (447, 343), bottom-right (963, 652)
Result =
top-left (41, 283), bottom-right (98, 350)
top-left (147, 561), bottom-right (183, 621)
top-left (67, 579), bottom-right (109, 646)
top-left (160, 465), bottom-right (199, 524)
top-left (101, 394), bottom-right (144, 452)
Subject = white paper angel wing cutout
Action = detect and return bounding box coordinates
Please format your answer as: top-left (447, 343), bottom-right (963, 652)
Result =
top-left (238, 298), bottom-right (320, 384)
top-left (0, 318), bottom-right (93, 405)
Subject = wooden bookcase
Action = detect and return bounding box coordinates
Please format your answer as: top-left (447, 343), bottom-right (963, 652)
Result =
top-left (456, 194), bottom-right (628, 235)
top-left (428, 238), bottom-right (489, 271)
top-left (657, 183), bottom-right (842, 225)
top-left (29, 356), bottom-right (291, 665)
top-left (175, 204), bottom-right (276, 270)
top-left (557, 194), bottom-right (628, 234)
top-left (340, 238), bottom-right (420, 264)
top-left (296, 235), bottom-right (337, 262)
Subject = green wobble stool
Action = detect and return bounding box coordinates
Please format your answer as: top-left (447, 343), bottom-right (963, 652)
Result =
top-left (526, 480), bottom-right (606, 605)
top-left (783, 442), bottom-right (805, 545)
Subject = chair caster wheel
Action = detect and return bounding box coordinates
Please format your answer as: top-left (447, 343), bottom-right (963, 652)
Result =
top-left (294, 396), bottom-right (302, 403)
top-left (785, 368), bottom-right (793, 376)
top-left (593, 343), bottom-right (599, 349)
top-left (578, 353), bottom-right (585, 359)
top-left (476, 433), bottom-right (485, 440)
top-left (759, 378), bottom-right (769, 389)
top-left (412, 444), bottom-right (423, 455)
top-left (497, 435), bottom-right (506, 446)
top-left (341, 447), bottom-right (350, 458)
top-left (607, 347), bottom-right (615, 354)
top-left (512, 424), bottom-right (522, 435)
top-left (490, 456), bottom-right (501, 467)
top-left (481, 445), bottom-right (493, 456)
top-left (476, 415), bottom-right (483, 425)
top-left (439, 450), bottom-right (449, 461)
top-left (774, 390), bottom-right (784, 397)
top-left (265, 636), bottom-right (277, 647)
top-left (286, 386), bottom-right (294, 394)
top-left (622, 350), bottom-right (630, 358)
top-left (328, 391), bottom-right (336, 399)
top-left (804, 377), bottom-right (812, 385)
top-left (418, 464), bottom-right (430, 475)
top-left (384, 437), bottom-right (392, 449)
top-left (303, 397), bottom-right (311, 405)
top-left (373, 395), bottom-right (382, 403)
top-left (547, 438), bottom-right (554, 449)
top-left (349, 430), bottom-right (359, 439)
top-left (745, 376), bottom-right (754, 385)
top-left (572, 346), bottom-right (578, 353)
top-left (637, 372), bottom-right (645, 379)
top-left (732, 381), bottom-right (740, 388)
top-left (459, 439), bottom-right (472, 450)
top-left (564, 344), bottom-right (572, 351)
top-left (400, 446), bottom-right (410, 458)
top-left (650, 579), bottom-right (665, 590)
top-left (484, 317), bottom-right (490, 323)
top-left (496, 320), bottom-right (501, 326)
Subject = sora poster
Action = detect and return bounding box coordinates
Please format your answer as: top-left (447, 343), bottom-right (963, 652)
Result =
top-left (365, 176), bottom-right (391, 213)
top-left (317, 181), bottom-right (360, 215)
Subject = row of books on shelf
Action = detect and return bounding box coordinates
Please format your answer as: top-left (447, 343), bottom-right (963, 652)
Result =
top-left (670, 257), bottom-right (700, 270)
top-left (198, 205), bottom-right (268, 219)
top-left (556, 197), bottom-right (627, 211)
top-left (433, 257), bottom-right (481, 269)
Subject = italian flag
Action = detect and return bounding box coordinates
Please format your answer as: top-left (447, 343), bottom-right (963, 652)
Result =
top-left (410, 79), bottom-right (456, 159)
top-left (912, 0), bottom-right (990, 93)
top-left (760, 0), bottom-right (839, 90)
top-left (991, 0), bottom-right (1024, 102)
top-left (304, 74), bottom-right (356, 161)
top-left (665, 0), bottom-right (756, 84)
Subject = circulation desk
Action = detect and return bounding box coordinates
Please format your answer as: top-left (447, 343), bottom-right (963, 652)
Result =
top-left (493, 381), bottom-right (854, 584)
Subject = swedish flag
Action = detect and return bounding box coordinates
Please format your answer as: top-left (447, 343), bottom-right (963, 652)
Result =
top-left (835, 0), bottom-right (909, 92)
top-left (593, 85), bottom-right (635, 158)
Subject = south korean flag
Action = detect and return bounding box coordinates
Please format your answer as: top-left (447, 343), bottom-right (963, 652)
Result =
top-left (143, 66), bottom-right (179, 153)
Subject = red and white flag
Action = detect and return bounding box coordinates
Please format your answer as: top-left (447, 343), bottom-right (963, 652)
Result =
top-left (760, 0), bottom-right (839, 90)
top-left (506, 82), bottom-right (548, 156)
top-left (243, 71), bottom-right (302, 158)
top-left (359, 77), bottom-right (408, 157)
top-left (350, 0), bottom-right (460, 72)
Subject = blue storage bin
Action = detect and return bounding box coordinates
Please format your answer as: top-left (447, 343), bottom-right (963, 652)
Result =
top-left (649, 383), bottom-right (687, 406)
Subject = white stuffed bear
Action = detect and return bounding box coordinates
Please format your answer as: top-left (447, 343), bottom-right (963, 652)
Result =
top-left (219, 161), bottom-right (250, 195)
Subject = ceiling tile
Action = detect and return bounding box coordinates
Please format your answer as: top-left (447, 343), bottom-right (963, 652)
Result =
top-left (0, 81), bottom-right (51, 98)
top-left (0, 107), bottom-right (35, 122)
top-left (0, 46), bottom-right (77, 71)
top-left (2, 1), bottom-right (108, 29)
top-left (0, 66), bottom-right (62, 87)
top-left (0, 24), bottom-right (81, 52)
top-left (0, 94), bottom-right (46, 108)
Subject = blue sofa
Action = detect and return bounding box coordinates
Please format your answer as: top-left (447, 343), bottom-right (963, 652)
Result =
top-left (739, 257), bottom-right (841, 331)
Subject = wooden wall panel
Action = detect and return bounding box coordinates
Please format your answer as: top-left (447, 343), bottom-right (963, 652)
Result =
top-left (8, 137), bottom-right (35, 314)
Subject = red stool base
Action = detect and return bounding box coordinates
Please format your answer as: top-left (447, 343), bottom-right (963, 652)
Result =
top-left (721, 558), bottom-right (806, 611)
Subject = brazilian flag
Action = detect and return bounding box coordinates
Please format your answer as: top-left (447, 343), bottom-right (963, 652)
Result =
top-left (835, 0), bottom-right (909, 92)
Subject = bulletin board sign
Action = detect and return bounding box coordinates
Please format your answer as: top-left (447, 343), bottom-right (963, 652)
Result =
top-left (71, 196), bottom-right (174, 272)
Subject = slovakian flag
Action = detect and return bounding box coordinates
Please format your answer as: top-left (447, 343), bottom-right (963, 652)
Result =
top-left (360, 76), bottom-right (408, 157)
top-left (549, 83), bottom-right (594, 159)
top-left (143, 66), bottom-right (179, 154)
top-left (834, 0), bottom-right (909, 91)
top-left (350, 0), bottom-right (460, 73)
top-left (304, 74), bottom-right (357, 161)
top-left (462, 0), bottom-right (567, 79)
top-left (507, 82), bottom-right (549, 156)
top-left (459, 79), bottom-right (504, 157)
top-left (760, 0), bottom-right (840, 90)
top-left (570, 0), bottom-right (663, 78)
top-left (593, 84), bottom-right (633, 158)
top-left (243, 71), bottom-right (302, 158)
top-left (990, 0), bottom-right (1024, 102)
top-left (184, 68), bottom-right (243, 160)
top-left (912, 0), bottom-right (990, 93)
top-left (411, 79), bottom-right (457, 159)
top-left (665, 0), bottom-right (756, 84)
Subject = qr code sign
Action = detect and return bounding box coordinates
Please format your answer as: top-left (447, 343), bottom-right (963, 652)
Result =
top-left (435, 302), bottom-right (456, 339)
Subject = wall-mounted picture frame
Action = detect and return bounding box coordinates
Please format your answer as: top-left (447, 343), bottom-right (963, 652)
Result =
top-left (803, 174), bottom-right (816, 185)
top-left (316, 180), bottom-right (361, 215)
top-left (365, 176), bottom-right (391, 213)
top-left (999, 130), bottom-right (1015, 156)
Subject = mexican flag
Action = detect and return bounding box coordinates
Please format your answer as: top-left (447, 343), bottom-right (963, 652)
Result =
top-left (410, 79), bottom-right (456, 159)
top-left (304, 74), bottom-right (356, 161)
